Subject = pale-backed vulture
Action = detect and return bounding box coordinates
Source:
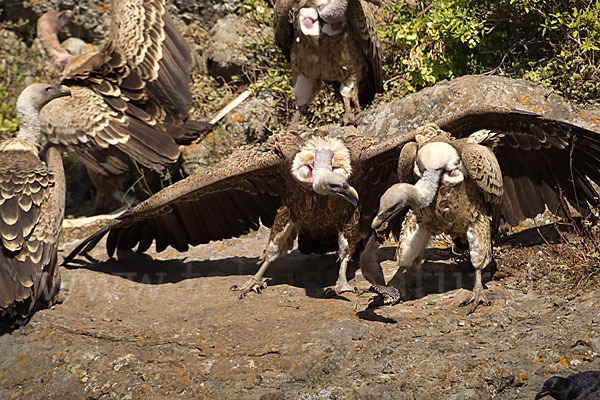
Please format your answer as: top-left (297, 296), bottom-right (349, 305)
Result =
top-left (64, 107), bottom-right (600, 299)
top-left (36, 3), bottom-right (212, 213)
top-left (274, 0), bottom-right (383, 125)
top-left (371, 114), bottom-right (600, 313)
top-left (1, 83), bottom-right (70, 324)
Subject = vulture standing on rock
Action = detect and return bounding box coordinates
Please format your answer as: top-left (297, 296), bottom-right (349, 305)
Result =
top-left (274, 0), bottom-right (383, 125)
top-left (36, 2), bottom-right (212, 213)
top-left (370, 109), bottom-right (600, 313)
top-left (64, 107), bottom-right (600, 300)
top-left (0, 83), bottom-right (71, 323)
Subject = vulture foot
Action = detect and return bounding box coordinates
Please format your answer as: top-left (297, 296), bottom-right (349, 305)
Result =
top-left (369, 284), bottom-right (401, 305)
top-left (324, 281), bottom-right (356, 298)
top-left (458, 287), bottom-right (490, 314)
top-left (230, 277), bottom-right (270, 299)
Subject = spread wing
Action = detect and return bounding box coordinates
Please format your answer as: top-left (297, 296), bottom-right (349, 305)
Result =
top-left (0, 146), bottom-right (64, 317)
top-left (273, 0), bottom-right (296, 61)
top-left (63, 135), bottom-right (301, 263)
top-left (436, 106), bottom-right (600, 225)
top-left (41, 0), bottom-right (209, 176)
top-left (348, 130), bottom-right (418, 236)
top-left (347, 0), bottom-right (383, 102)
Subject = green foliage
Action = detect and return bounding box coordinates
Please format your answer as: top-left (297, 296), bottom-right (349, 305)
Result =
top-left (381, 0), bottom-right (600, 101)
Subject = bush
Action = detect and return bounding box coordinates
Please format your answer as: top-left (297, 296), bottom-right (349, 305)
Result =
top-left (381, 0), bottom-right (600, 101)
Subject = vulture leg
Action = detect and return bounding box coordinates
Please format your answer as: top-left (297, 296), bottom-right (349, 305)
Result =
top-left (458, 221), bottom-right (493, 314)
top-left (388, 218), bottom-right (431, 289)
top-left (292, 73), bottom-right (318, 125)
top-left (340, 81), bottom-right (357, 126)
top-left (230, 211), bottom-right (298, 298)
top-left (327, 212), bottom-right (362, 295)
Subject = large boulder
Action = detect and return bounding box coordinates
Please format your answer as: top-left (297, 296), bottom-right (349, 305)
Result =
top-left (204, 14), bottom-right (264, 83)
top-left (358, 75), bottom-right (600, 140)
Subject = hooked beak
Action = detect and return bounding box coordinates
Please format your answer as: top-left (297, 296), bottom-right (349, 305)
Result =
top-left (337, 185), bottom-right (359, 207)
top-left (534, 391), bottom-right (550, 400)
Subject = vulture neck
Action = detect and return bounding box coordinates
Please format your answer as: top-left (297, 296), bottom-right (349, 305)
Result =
top-left (318, 0), bottom-right (348, 23)
top-left (312, 148), bottom-right (335, 194)
top-left (16, 97), bottom-right (43, 144)
top-left (411, 169), bottom-right (442, 208)
top-left (38, 16), bottom-right (71, 71)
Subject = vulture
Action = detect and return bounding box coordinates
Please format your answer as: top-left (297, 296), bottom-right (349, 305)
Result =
top-left (64, 107), bottom-right (600, 300)
top-left (36, 3), bottom-right (212, 213)
top-left (371, 113), bottom-right (600, 313)
top-left (1, 83), bottom-right (70, 323)
top-left (535, 371), bottom-right (600, 400)
top-left (274, 0), bottom-right (383, 125)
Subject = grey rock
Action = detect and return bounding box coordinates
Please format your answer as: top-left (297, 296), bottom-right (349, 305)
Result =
top-left (205, 14), bottom-right (262, 83)
top-left (357, 75), bottom-right (597, 140)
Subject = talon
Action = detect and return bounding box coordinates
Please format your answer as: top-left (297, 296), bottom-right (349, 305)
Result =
top-left (230, 277), bottom-right (269, 298)
top-left (458, 289), bottom-right (490, 314)
top-left (369, 284), bottom-right (401, 305)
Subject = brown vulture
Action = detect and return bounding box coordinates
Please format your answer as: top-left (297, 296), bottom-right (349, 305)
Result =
top-left (1, 83), bottom-right (70, 324)
top-left (64, 107), bottom-right (600, 301)
top-left (36, 2), bottom-right (212, 213)
top-left (371, 114), bottom-right (600, 313)
top-left (274, 0), bottom-right (383, 125)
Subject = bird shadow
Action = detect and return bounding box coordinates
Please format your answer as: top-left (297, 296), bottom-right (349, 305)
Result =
top-left (62, 249), bottom-right (358, 300)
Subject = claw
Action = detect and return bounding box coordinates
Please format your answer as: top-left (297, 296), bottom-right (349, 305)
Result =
top-left (458, 288), bottom-right (491, 314)
top-left (230, 277), bottom-right (270, 298)
top-left (369, 284), bottom-right (401, 305)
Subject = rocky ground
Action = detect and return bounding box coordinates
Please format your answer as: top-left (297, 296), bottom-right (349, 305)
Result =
top-left (0, 223), bottom-right (598, 399)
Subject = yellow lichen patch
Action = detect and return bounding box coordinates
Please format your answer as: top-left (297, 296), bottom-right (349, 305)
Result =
top-left (582, 355), bottom-right (591, 361)
top-left (533, 356), bottom-right (545, 363)
top-left (17, 355), bottom-right (25, 362)
top-left (220, 244), bottom-right (226, 250)
top-left (534, 106), bottom-right (540, 112)
top-left (521, 97), bottom-right (528, 105)
top-left (136, 336), bottom-right (145, 342)
top-left (558, 357), bottom-right (567, 366)
top-left (519, 373), bottom-right (528, 383)
top-left (233, 114), bottom-right (243, 122)
top-left (0, 375), bottom-right (6, 380)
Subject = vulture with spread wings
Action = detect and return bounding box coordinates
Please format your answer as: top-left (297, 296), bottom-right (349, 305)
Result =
top-left (1, 84), bottom-right (70, 324)
top-left (36, 2), bottom-right (212, 213)
top-left (274, 0), bottom-right (383, 125)
top-left (64, 107), bottom-right (600, 300)
top-left (370, 109), bottom-right (600, 313)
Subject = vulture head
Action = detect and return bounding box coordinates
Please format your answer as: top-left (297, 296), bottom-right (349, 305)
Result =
top-left (534, 376), bottom-right (573, 400)
top-left (371, 168), bottom-right (442, 229)
top-left (37, 10), bottom-right (75, 71)
top-left (292, 135), bottom-right (359, 206)
top-left (15, 83), bottom-right (71, 144)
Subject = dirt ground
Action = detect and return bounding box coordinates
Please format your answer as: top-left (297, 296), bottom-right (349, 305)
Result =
top-left (0, 223), bottom-right (599, 399)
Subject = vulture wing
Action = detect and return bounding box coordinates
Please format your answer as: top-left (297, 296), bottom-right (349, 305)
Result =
top-left (349, 130), bottom-right (418, 236)
top-left (0, 144), bottom-right (64, 317)
top-left (436, 106), bottom-right (600, 225)
top-left (40, 0), bottom-right (209, 177)
top-left (273, 0), bottom-right (296, 62)
top-left (347, 0), bottom-right (383, 104)
top-left (63, 134), bottom-right (302, 263)
top-left (461, 142), bottom-right (504, 205)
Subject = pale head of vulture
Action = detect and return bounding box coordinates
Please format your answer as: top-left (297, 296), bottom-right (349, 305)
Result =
top-left (415, 141), bottom-right (465, 185)
top-left (291, 135), bottom-right (358, 206)
top-left (15, 83), bottom-right (71, 144)
top-left (371, 168), bottom-right (442, 229)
